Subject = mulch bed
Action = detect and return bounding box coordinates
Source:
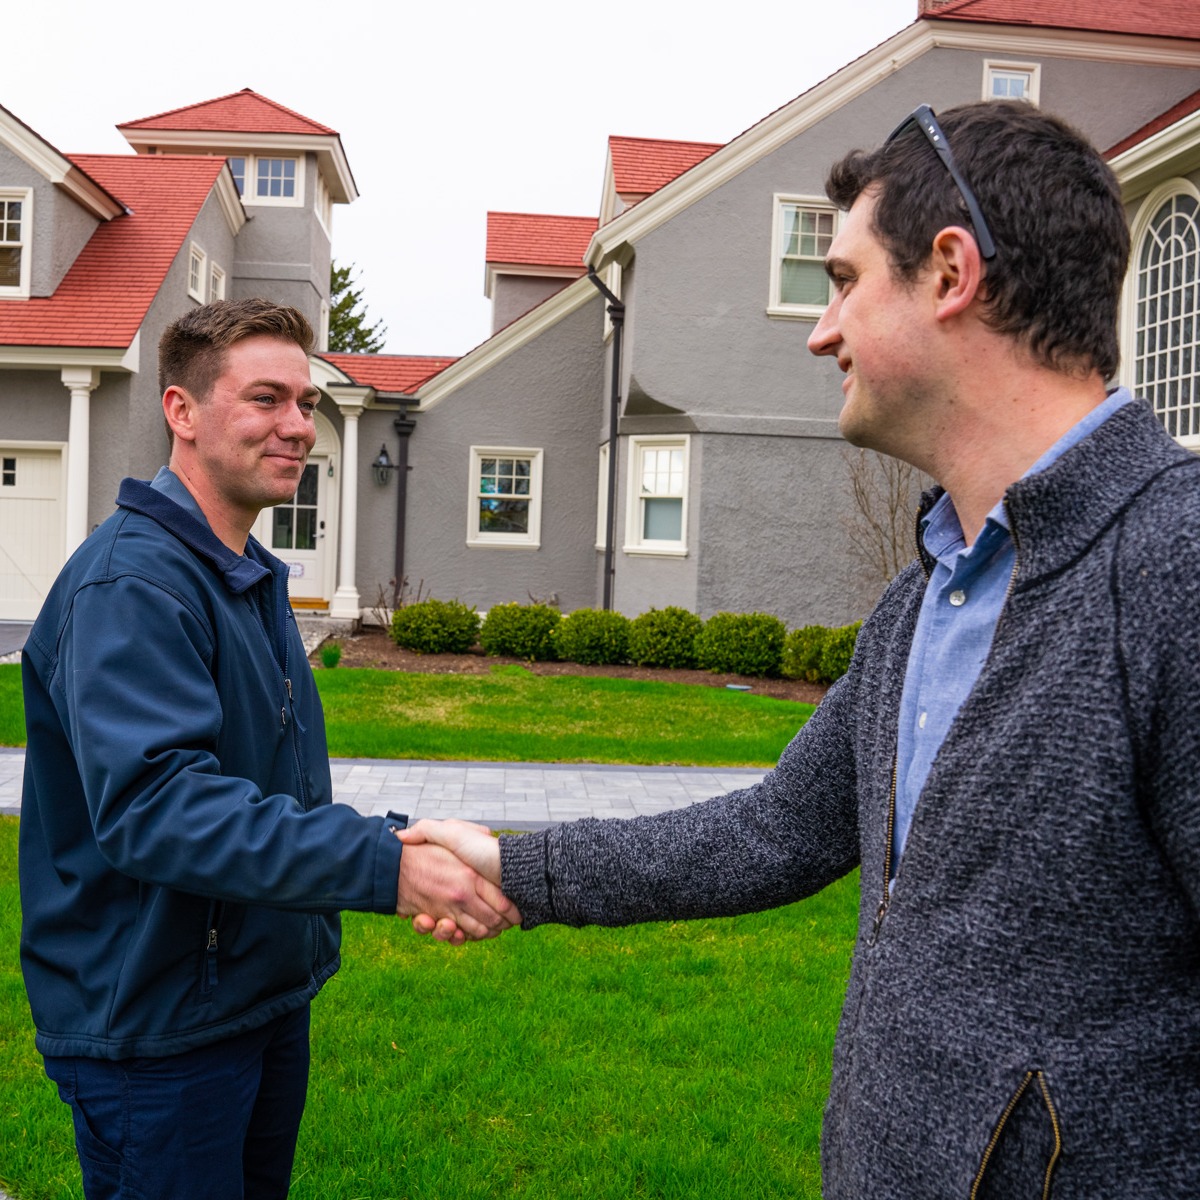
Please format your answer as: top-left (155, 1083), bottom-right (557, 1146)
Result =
top-left (310, 624), bottom-right (829, 705)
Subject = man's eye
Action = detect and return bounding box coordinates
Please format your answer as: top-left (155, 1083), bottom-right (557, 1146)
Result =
top-left (299, 401), bottom-right (317, 415)
top-left (254, 393), bottom-right (277, 404)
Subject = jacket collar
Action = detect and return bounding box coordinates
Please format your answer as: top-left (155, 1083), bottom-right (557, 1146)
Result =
top-left (116, 477), bottom-right (275, 595)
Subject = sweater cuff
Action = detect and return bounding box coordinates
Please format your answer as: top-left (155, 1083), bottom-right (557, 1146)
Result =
top-left (498, 830), bottom-right (552, 928)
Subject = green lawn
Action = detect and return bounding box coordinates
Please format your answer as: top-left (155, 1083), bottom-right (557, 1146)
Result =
top-left (0, 663), bottom-right (812, 766)
top-left (0, 817), bottom-right (857, 1199)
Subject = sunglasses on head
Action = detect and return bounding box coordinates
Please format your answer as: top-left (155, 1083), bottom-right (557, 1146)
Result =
top-left (885, 104), bottom-right (997, 261)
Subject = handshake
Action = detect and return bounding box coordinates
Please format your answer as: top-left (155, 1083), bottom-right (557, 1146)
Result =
top-left (393, 818), bottom-right (520, 945)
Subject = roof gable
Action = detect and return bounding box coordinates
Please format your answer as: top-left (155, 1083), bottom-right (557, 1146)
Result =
top-left (919, 0), bottom-right (1200, 40)
top-left (1107, 86), bottom-right (1200, 156)
top-left (118, 88), bottom-right (337, 137)
top-left (608, 136), bottom-right (723, 198)
top-left (317, 353), bottom-right (457, 394)
top-left (0, 155), bottom-right (224, 348)
top-left (485, 213), bottom-right (597, 270)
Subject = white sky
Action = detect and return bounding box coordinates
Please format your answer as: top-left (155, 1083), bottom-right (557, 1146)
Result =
top-left (10, 0), bottom-right (916, 356)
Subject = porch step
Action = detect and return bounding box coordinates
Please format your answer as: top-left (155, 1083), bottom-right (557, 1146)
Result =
top-left (293, 614), bottom-right (356, 656)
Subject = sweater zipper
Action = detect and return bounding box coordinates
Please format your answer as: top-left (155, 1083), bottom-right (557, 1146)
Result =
top-left (970, 1070), bottom-right (1062, 1200)
top-left (868, 756), bottom-right (898, 947)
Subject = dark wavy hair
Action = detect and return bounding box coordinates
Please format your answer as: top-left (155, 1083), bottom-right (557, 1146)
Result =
top-left (826, 100), bottom-right (1129, 380)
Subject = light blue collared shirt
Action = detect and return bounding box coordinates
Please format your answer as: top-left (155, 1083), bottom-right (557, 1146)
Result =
top-left (891, 388), bottom-right (1132, 880)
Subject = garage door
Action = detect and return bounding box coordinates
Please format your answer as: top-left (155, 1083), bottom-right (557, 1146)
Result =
top-left (0, 446), bottom-right (64, 620)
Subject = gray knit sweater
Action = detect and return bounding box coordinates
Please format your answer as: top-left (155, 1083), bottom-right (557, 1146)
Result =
top-left (500, 399), bottom-right (1200, 1198)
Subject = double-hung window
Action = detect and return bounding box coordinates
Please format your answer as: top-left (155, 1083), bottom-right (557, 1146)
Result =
top-left (0, 189), bottom-right (32, 298)
top-left (769, 196), bottom-right (836, 318)
top-left (187, 243), bottom-right (207, 302)
top-left (626, 436), bottom-right (689, 555)
top-left (468, 447), bottom-right (543, 548)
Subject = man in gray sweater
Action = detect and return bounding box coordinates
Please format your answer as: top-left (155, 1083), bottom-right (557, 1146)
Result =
top-left (403, 101), bottom-right (1200, 1196)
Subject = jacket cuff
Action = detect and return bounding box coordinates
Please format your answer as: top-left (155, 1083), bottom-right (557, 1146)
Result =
top-left (498, 830), bottom-right (552, 928)
top-left (372, 812), bottom-right (408, 914)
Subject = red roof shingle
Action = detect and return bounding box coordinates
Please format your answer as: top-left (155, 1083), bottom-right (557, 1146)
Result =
top-left (0, 155), bottom-right (224, 348)
top-left (609, 136), bottom-right (723, 198)
top-left (920, 0), bottom-right (1200, 40)
top-left (118, 89), bottom-right (337, 137)
top-left (317, 353), bottom-right (457, 393)
top-left (485, 213), bottom-right (597, 270)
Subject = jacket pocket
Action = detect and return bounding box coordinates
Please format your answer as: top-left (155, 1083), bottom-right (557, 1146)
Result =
top-left (971, 1069), bottom-right (1063, 1200)
top-left (198, 901), bottom-right (224, 1001)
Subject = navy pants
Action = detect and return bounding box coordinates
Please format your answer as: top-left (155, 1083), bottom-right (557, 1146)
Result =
top-left (44, 1004), bottom-right (311, 1200)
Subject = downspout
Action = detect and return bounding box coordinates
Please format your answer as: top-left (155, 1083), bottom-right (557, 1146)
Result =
top-left (587, 266), bottom-right (625, 611)
top-left (391, 410), bottom-right (416, 610)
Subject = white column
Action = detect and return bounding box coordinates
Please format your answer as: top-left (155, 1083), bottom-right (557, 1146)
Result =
top-left (61, 367), bottom-right (101, 554)
top-left (328, 398), bottom-right (364, 619)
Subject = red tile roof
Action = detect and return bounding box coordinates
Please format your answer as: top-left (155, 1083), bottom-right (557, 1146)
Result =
top-left (919, 0), bottom-right (1200, 39)
top-left (1106, 86), bottom-right (1200, 156)
top-left (118, 89), bottom-right (337, 137)
top-left (317, 353), bottom-right (457, 393)
top-left (609, 136), bottom-right (723, 197)
top-left (0, 155), bottom-right (224, 348)
top-left (485, 213), bottom-right (597, 270)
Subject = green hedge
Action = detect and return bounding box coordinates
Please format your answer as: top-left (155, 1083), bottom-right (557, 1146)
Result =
top-left (390, 598), bottom-right (480, 655)
top-left (628, 606), bottom-right (703, 669)
top-left (551, 608), bottom-right (630, 666)
top-left (782, 621), bottom-right (861, 684)
top-left (694, 611), bottom-right (786, 678)
top-left (479, 603), bottom-right (561, 661)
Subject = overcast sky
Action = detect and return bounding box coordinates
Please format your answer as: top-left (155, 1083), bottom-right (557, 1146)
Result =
top-left (11, 0), bottom-right (916, 356)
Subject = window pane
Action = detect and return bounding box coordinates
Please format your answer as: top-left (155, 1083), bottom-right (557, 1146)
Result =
top-left (479, 498), bottom-right (529, 534)
top-left (296, 464), bottom-right (318, 505)
top-left (0, 247), bottom-right (19, 288)
top-left (294, 508), bottom-right (317, 551)
top-left (272, 507), bottom-right (294, 550)
top-left (781, 259), bottom-right (829, 306)
top-left (643, 497), bottom-right (682, 541)
top-left (228, 157), bottom-right (246, 195)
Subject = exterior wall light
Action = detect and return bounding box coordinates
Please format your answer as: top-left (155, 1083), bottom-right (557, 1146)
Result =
top-left (372, 444), bottom-right (395, 486)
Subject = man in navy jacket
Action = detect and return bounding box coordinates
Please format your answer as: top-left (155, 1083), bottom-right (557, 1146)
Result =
top-left (20, 298), bottom-right (518, 1199)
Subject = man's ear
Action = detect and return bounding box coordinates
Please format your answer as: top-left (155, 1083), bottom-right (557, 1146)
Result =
top-left (163, 385), bottom-right (197, 446)
top-left (928, 225), bottom-right (986, 321)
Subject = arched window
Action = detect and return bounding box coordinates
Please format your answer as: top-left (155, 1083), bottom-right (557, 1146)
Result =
top-left (1135, 191), bottom-right (1200, 441)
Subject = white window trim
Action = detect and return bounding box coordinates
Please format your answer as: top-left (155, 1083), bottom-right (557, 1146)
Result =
top-left (467, 446), bottom-right (543, 549)
top-left (767, 194), bottom-right (838, 321)
top-left (0, 187), bottom-right (33, 299)
top-left (982, 60), bottom-right (1041, 105)
top-left (315, 172), bottom-right (333, 237)
top-left (595, 442), bottom-right (610, 550)
top-left (209, 262), bottom-right (226, 301)
top-left (1121, 177), bottom-right (1200, 448)
top-left (246, 155), bottom-right (305, 208)
top-left (319, 300), bottom-right (330, 353)
top-left (624, 435), bottom-right (689, 557)
top-left (187, 243), bottom-right (208, 302)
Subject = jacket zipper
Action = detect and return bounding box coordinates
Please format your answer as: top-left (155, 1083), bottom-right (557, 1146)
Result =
top-left (970, 1070), bottom-right (1062, 1200)
top-left (200, 901), bottom-right (224, 995)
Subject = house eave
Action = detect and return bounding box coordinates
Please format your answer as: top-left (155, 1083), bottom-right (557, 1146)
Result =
top-left (1110, 108), bottom-right (1200, 200)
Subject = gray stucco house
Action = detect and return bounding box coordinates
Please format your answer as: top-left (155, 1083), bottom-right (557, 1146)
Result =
top-left (3, 0), bottom-right (1200, 630)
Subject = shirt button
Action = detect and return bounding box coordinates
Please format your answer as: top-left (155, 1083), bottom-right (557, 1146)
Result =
top-left (918, 712), bottom-right (928, 729)
top-left (949, 590), bottom-right (967, 606)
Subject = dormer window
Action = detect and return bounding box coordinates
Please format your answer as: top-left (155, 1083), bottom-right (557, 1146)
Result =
top-left (983, 61), bottom-right (1040, 105)
top-left (187, 243), bottom-right (208, 302)
top-left (225, 155), bottom-right (304, 207)
top-left (0, 189), bottom-right (32, 298)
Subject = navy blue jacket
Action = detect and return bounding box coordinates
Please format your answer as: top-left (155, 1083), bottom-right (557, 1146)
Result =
top-left (20, 477), bottom-right (404, 1059)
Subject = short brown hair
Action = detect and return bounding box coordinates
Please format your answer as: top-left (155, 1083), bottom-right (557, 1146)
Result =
top-left (158, 298), bottom-right (315, 401)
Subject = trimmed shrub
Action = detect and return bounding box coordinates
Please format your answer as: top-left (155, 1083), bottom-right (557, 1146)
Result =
top-left (782, 625), bottom-right (827, 683)
top-left (551, 608), bottom-right (631, 666)
top-left (319, 639), bottom-right (343, 669)
top-left (694, 611), bottom-right (786, 678)
top-left (479, 603), bottom-right (561, 661)
top-left (627, 606), bottom-right (703, 669)
top-left (389, 598), bottom-right (480, 655)
top-left (819, 621), bottom-right (862, 683)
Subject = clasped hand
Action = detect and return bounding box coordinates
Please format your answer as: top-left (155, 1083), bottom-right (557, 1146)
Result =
top-left (395, 819), bottom-right (515, 945)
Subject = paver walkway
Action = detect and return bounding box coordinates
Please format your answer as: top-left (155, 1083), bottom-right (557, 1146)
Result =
top-left (0, 748), bottom-right (767, 827)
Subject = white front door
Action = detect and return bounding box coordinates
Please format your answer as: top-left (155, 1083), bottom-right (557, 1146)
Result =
top-left (0, 445), bottom-right (65, 620)
top-left (256, 457), bottom-right (330, 602)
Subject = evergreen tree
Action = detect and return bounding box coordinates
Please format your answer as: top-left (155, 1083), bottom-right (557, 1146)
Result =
top-left (328, 260), bottom-right (388, 353)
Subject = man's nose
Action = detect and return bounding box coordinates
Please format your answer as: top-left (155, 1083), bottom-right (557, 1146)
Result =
top-left (807, 302), bottom-right (840, 357)
top-left (279, 399), bottom-right (315, 441)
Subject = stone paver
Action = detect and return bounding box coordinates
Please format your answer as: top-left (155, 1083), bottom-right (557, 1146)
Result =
top-left (0, 748), bottom-right (766, 827)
